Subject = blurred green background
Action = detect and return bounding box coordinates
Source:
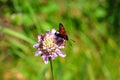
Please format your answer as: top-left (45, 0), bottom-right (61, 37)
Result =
top-left (0, 0), bottom-right (120, 80)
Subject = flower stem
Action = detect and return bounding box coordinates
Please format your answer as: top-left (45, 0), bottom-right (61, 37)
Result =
top-left (49, 57), bottom-right (54, 80)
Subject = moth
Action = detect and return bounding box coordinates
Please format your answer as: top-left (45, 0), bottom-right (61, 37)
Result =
top-left (55, 23), bottom-right (68, 40)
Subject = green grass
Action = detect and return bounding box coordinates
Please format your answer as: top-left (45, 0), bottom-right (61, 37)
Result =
top-left (0, 0), bottom-right (120, 80)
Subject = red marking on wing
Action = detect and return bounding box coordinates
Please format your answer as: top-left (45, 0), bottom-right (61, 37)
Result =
top-left (59, 23), bottom-right (68, 40)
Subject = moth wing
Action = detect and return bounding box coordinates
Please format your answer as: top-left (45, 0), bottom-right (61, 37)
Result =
top-left (59, 23), bottom-right (68, 40)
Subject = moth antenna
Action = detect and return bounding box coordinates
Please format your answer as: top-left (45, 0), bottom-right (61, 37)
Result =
top-left (70, 39), bottom-right (75, 42)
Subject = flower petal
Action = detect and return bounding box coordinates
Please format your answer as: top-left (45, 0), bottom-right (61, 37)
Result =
top-left (42, 54), bottom-right (49, 64)
top-left (57, 39), bottom-right (64, 45)
top-left (59, 46), bottom-right (65, 49)
top-left (46, 30), bottom-right (50, 37)
top-left (50, 53), bottom-right (58, 60)
top-left (33, 44), bottom-right (39, 48)
top-left (51, 29), bottom-right (56, 34)
top-left (56, 49), bottom-right (66, 57)
top-left (51, 29), bottom-right (58, 39)
top-left (38, 34), bottom-right (44, 42)
top-left (35, 51), bottom-right (42, 56)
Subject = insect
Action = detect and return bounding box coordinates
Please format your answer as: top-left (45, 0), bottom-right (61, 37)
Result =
top-left (55, 23), bottom-right (68, 40)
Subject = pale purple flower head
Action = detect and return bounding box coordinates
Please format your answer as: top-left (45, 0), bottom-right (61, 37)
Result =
top-left (33, 29), bottom-right (66, 64)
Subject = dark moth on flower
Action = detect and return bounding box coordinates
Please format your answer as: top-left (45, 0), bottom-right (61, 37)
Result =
top-left (55, 23), bottom-right (68, 40)
top-left (33, 29), bottom-right (66, 64)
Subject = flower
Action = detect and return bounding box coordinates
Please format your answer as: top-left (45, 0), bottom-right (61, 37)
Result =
top-left (33, 29), bottom-right (66, 64)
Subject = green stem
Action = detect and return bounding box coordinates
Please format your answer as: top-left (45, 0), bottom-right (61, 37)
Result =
top-left (49, 57), bottom-right (54, 80)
